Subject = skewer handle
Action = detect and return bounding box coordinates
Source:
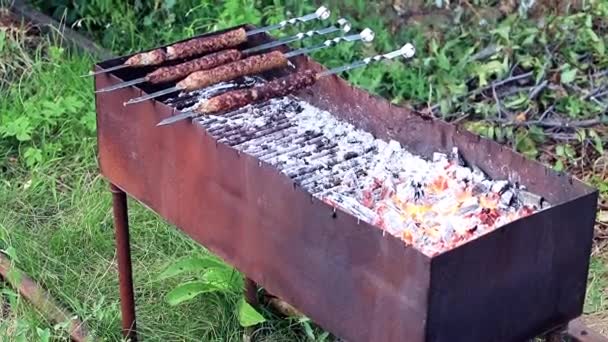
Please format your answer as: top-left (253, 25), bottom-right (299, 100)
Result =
top-left (244, 19), bottom-right (351, 54)
top-left (318, 43), bottom-right (416, 77)
top-left (246, 6), bottom-right (331, 36)
top-left (285, 28), bottom-right (375, 58)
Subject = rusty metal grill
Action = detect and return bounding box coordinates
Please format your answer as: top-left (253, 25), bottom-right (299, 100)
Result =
top-left (94, 23), bottom-right (600, 342)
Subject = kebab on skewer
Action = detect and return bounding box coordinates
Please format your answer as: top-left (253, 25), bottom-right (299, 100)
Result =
top-left (85, 6), bottom-right (330, 76)
top-left (157, 43), bottom-right (416, 126)
top-left (96, 19), bottom-right (351, 93)
top-left (124, 25), bottom-right (372, 106)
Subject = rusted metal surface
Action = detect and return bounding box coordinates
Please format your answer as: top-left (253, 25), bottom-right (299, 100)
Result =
top-left (110, 184), bottom-right (137, 341)
top-left (0, 253), bottom-right (94, 342)
top-left (95, 25), bottom-right (599, 341)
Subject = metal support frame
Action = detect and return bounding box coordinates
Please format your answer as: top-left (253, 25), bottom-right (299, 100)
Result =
top-left (110, 183), bottom-right (137, 341)
top-left (244, 278), bottom-right (259, 306)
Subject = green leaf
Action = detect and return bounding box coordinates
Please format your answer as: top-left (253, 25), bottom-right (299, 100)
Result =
top-left (0, 31), bottom-right (5, 52)
top-left (158, 256), bottom-right (228, 280)
top-left (237, 298), bottom-right (266, 327)
top-left (202, 268), bottom-right (241, 291)
top-left (487, 125), bottom-right (495, 140)
top-left (588, 129), bottom-right (604, 154)
top-left (596, 40), bottom-right (606, 56)
top-left (24, 147), bottom-right (43, 168)
top-left (48, 46), bottom-right (64, 62)
top-left (576, 128), bottom-right (587, 142)
top-left (36, 328), bottom-right (51, 342)
top-left (560, 67), bottom-right (577, 84)
top-left (165, 281), bottom-right (219, 306)
top-left (564, 144), bottom-right (576, 158)
top-left (476, 60), bottom-right (506, 86)
top-left (163, 0), bottom-right (177, 9)
top-left (436, 52), bottom-right (451, 71)
top-left (3, 246), bottom-right (17, 262)
top-left (490, 25), bottom-right (511, 41)
top-left (503, 95), bottom-right (528, 109)
top-left (302, 320), bottom-right (316, 340)
top-left (318, 331), bottom-right (331, 342)
top-left (587, 28), bottom-right (600, 42)
top-left (515, 133), bottom-right (538, 159)
top-left (587, 28), bottom-right (605, 55)
top-left (554, 159), bottom-right (564, 172)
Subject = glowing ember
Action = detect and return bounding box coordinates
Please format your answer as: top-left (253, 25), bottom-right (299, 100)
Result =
top-left (322, 145), bottom-right (544, 256)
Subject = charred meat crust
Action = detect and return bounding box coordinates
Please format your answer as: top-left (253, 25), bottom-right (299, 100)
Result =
top-left (146, 50), bottom-right (243, 84)
top-left (200, 70), bottom-right (317, 114)
top-left (166, 28), bottom-right (248, 60)
top-left (177, 51), bottom-right (288, 91)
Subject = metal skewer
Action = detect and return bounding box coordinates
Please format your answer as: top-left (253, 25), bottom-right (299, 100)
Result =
top-left (316, 43), bottom-right (415, 77)
top-left (156, 42), bottom-right (415, 127)
top-left (124, 20), bottom-right (353, 106)
top-left (245, 18), bottom-right (351, 54)
top-left (246, 6), bottom-right (330, 36)
top-left (84, 6), bottom-right (331, 77)
top-left (96, 19), bottom-right (351, 94)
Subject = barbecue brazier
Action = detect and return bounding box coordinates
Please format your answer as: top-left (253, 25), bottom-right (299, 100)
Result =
top-left (94, 24), bottom-right (599, 342)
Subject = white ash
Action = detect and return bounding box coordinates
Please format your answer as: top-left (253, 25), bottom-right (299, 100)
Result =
top-left (179, 83), bottom-right (548, 256)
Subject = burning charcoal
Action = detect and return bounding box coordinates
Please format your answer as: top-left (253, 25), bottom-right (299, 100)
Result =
top-left (341, 151), bottom-right (359, 160)
top-left (471, 166), bottom-right (488, 183)
top-left (499, 190), bottom-right (514, 208)
top-left (324, 192), bottom-right (377, 222)
top-left (491, 180), bottom-right (510, 194)
top-left (411, 181), bottom-right (424, 200)
top-left (458, 196), bottom-right (479, 215)
top-left (441, 223), bottom-right (455, 244)
top-left (454, 167), bottom-right (473, 183)
top-left (471, 182), bottom-right (488, 196)
top-left (187, 96), bottom-right (546, 257)
top-left (432, 152), bottom-right (448, 162)
top-left (449, 147), bottom-right (466, 166)
top-left (517, 190), bottom-right (544, 209)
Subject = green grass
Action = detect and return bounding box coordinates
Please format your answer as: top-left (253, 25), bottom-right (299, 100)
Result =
top-left (0, 15), bottom-right (326, 339)
top-left (1, 0), bottom-right (608, 340)
top-left (0, 51), bottom-right (312, 340)
top-left (0, 282), bottom-right (68, 341)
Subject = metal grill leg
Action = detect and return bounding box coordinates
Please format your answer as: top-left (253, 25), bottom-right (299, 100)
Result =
top-left (244, 277), bottom-right (259, 306)
top-left (110, 183), bottom-right (137, 341)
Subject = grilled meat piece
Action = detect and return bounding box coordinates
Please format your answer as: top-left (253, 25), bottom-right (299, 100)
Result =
top-left (123, 28), bottom-right (247, 68)
top-left (166, 28), bottom-right (248, 60)
top-left (177, 51), bottom-right (288, 91)
top-left (147, 49), bottom-right (243, 84)
top-left (199, 69), bottom-right (317, 114)
top-left (124, 49), bottom-right (167, 66)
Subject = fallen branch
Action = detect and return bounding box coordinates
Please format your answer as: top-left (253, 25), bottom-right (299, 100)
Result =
top-left (429, 71), bottom-right (535, 113)
top-left (528, 80), bottom-right (548, 101)
top-left (475, 71), bottom-right (534, 96)
top-left (0, 253), bottom-right (95, 342)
